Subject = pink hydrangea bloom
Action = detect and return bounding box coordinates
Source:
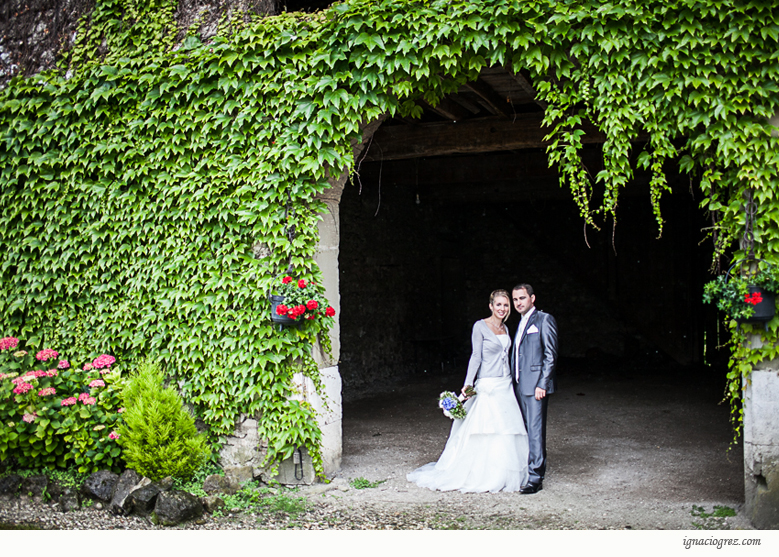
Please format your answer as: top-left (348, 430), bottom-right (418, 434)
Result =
top-left (78, 393), bottom-right (89, 402)
top-left (25, 370), bottom-right (47, 378)
top-left (11, 376), bottom-right (25, 385)
top-left (46, 370), bottom-right (58, 377)
top-left (13, 350), bottom-right (27, 358)
top-left (117, 407), bottom-right (125, 413)
top-left (82, 363), bottom-right (94, 371)
top-left (0, 337), bottom-right (19, 351)
top-left (108, 431), bottom-right (120, 440)
top-left (81, 396), bottom-right (96, 405)
top-left (12, 382), bottom-right (33, 395)
top-left (89, 379), bottom-right (105, 388)
top-left (61, 397), bottom-right (77, 407)
top-left (22, 413), bottom-right (37, 423)
top-left (36, 348), bottom-right (59, 361)
top-left (57, 360), bottom-right (70, 369)
top-left (38, 387), bottom-right (56, 397)
top-left (92, 354), bottom-right (116, 369)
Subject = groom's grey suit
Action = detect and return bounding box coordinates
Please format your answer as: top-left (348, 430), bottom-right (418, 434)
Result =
top-left (511, 308), bottom-right (558, 485)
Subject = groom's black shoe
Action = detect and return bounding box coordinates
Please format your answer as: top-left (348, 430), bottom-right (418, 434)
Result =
top-left (520, 481), bottom-right (542, 494)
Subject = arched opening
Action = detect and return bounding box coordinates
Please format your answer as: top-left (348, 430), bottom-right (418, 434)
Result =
top-left (332, 66), bottom-right (743, 512)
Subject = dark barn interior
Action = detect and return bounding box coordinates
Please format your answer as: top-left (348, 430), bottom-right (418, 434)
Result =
top-left (337, 67), bottom-right (730, 402)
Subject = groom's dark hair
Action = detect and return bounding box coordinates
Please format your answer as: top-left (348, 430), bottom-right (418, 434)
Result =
top-left (512, 283), bottom-right (534, 297)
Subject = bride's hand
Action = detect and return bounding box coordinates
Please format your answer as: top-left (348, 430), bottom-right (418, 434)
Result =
top-left (461, 385), bottom-right (473, 398)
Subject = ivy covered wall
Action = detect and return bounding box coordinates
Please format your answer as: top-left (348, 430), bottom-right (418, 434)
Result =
top-left (1, 0), bottom-right (778, 472)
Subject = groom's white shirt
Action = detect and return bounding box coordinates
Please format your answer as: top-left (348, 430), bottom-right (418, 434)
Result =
top-left (515, 306), bottom-right (536, 381)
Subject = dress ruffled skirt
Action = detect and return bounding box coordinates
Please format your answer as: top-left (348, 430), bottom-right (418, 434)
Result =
top-left (407, 375), bottom-right (529, 493)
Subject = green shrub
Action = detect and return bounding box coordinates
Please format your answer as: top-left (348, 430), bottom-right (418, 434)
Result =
top-left (118, 360), bottom-right (209, 480)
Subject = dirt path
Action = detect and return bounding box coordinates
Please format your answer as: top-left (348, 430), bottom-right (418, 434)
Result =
top-left (312, 362), bottom-right (752, 530)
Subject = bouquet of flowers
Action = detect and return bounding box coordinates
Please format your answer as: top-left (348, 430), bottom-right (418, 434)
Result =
top-left (438, 387), bottom-right (476, 420)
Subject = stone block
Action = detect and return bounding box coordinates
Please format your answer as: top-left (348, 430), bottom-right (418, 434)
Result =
top-left (203, 474), bottom-right (238, 495)
top-left (109, 469), bottom-right (143, 515)
top-left (274, 446), bottom-right (316, 485)
top-left (128, 482), bottom-right (163, 515)
top-left (0, 474), bottom-right (22, 498)
top-left (81, 470), bottom-right (119, 502)
top-left (743, 367), bottom-right (779, 529)
top-left (58, 489), bottom-right (81, 512)
top-left (291, 366), bottom-right (342, 477)
top-left (224, 465), bottom-right (254, 486)
top-left (202, 495), bottom-right (225, 514)
top-left (219, 414), bottom-right (266, 476)
top-left (153, 491), bottom-right (204, 526)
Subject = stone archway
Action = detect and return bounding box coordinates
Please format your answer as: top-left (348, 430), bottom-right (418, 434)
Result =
top-left (310, 87), bottom-right (778, 529)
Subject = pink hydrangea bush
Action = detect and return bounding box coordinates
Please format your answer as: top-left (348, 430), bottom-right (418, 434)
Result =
top-left (0, 337), bottom-right (125, 472)
top-left (0, 337), bottom-right (19, 351)
top-left (93, 354), bottom-right (116, 369)
top-left (35, 348), bottom-right (59, 362)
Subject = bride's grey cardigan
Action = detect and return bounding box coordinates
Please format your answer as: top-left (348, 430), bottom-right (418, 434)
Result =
top-left (463, 319), bottom-right (512, 388)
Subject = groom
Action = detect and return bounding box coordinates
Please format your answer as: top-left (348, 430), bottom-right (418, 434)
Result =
top-left (511, 284), bottom-right (558, 494)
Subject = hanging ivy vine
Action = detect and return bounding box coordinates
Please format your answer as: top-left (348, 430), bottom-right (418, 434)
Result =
top-left (2, 0), bottom-right (778, 471)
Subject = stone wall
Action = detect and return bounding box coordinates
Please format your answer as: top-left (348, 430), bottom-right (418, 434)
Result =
top-left (0, 0), bottom-right (279, 87)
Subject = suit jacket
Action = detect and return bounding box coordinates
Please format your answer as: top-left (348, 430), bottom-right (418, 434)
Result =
top-left (511, 309), bottom-right (558, 396)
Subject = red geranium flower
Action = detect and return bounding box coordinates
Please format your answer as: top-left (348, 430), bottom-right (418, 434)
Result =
top-left (276, 304), bottom-right (289, 315)
top-left (298, 279), bottom-right (307, 289)
top-left (745, 292), bottom-right (763, 305)
top-left (282, 276), bottom-right (293, 284)
top-left (325, 306), bottom-right (336, 317)
top-left (306, 300), bottom-right (318, 310)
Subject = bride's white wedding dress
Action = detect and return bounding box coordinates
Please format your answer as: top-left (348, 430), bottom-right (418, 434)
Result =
top-left (407, 323), bottom-right (529, 493)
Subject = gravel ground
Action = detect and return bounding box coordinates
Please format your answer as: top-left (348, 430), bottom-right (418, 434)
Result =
top-left (0, 361), bottom-right (770, 533)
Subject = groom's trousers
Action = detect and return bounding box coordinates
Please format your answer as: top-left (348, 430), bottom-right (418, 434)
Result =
top-left (517, 392), bottom-right (548, 483)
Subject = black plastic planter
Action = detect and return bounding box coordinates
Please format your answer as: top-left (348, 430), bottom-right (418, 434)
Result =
top-left (269, 295), bottom-right (298, 327)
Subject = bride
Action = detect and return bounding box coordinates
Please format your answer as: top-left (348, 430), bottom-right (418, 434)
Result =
top-left (407, 289), bottom-right (529, 493)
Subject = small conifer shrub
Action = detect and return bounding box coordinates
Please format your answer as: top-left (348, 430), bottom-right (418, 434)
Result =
top-left (118, 359), bottom-right (209, 480)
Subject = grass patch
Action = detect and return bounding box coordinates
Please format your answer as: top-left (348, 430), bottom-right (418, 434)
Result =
top-left (691, 505), bottom-right (737, 530)
top-left (691, 505), bottom-right (737, 519)
top-left (212, 481), bottom-right (310, 520)
top-left (349, 477), bottom-right (386, 489)
top-left (172, 461), bottom-right (224, 497)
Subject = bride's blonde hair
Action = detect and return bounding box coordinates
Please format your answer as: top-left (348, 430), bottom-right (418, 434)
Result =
top-left (489, 289), bottom-right (511, 323)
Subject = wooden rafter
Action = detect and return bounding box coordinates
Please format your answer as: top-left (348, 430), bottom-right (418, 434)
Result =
top-left (462, 77), bottom-right (514, 117)
top-left (419, 97), bottom-right (471, 122)
top-left (509, 71), bottom-right (548, 109)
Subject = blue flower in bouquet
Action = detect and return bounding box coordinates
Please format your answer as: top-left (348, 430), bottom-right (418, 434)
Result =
top-left (438, 391), bottom-right (467, 420)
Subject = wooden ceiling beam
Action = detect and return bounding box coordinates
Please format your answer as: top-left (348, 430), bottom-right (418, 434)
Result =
top-left (363, 114), bottom-right (642, 162)
top-left (419, 97), bottom-right (471, 122)
top-left (462, 77), bottom-right (514, 117)
top-left (448, 93), bottom-right (482, 114)
top-left (510, 71), bottom-right (548, 110)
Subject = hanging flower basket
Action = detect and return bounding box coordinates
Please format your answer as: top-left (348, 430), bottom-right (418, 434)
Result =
top-left (269, 275), bottom-right (336, 328)
top-left (736, 286), bottom-right (776, 324)
top-left (269, 295), bottom-right (299, 327)
top-left (703, 259), bottom-right (778, 325)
